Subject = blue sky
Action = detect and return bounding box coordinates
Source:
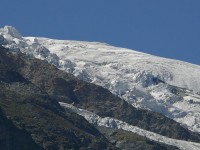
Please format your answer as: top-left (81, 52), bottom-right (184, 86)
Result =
top-left (0, 0), bottom-right (200, 64)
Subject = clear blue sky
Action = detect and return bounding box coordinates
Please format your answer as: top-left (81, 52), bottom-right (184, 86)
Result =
top-left (0, 0), bottom-right (200, 64)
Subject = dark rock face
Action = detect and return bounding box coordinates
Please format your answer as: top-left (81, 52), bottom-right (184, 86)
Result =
top-left (0, 46), bottom-right (115, 150)
top-left (97, 126), bottom-right (179, 150)
top-left (0, 109), bottom-right (43, 150)
top-left (0, 35), bottom-right (8, 45)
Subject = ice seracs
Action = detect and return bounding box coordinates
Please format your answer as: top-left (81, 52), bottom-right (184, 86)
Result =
top-left (0, 26), bottom-right (200, 134)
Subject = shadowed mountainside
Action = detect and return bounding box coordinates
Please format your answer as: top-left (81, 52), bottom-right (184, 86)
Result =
top-left (0, 46), bottom-right (116, 150)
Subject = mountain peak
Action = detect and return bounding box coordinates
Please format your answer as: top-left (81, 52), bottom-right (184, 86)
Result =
top-left (1, 26), bottom-right (22, 39)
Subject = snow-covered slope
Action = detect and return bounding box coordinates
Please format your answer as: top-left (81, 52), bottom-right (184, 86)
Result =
top-left (0, 26), bottom-right (200, 133)
top-left (60, 102), bottom-right (200, 150)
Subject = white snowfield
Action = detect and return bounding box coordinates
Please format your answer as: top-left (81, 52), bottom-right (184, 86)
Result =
top-left (0, 26), bottom-right (200, 134)
top-left (59, 102), bottom-right (200, 150)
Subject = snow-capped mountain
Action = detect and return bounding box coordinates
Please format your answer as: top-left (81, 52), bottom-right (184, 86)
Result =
top-left (0, 26), bottom-right (200, 135)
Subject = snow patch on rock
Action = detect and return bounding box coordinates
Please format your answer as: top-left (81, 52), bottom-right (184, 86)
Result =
top-left (60, 102), bottom-right (200, 150)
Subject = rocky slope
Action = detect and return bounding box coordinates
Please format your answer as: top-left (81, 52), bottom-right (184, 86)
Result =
top-left (0, 109), bottom-right (43, 150)
top-left (0, 46), bottom-right (116, 150)
top-left (97, 126), bottom-right (179, 150)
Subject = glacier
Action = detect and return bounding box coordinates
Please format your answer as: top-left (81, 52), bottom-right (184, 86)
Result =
top-left (0, 26), bottom-right (200, 134)
top-left (59, 102), bottom-right (200, 150)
